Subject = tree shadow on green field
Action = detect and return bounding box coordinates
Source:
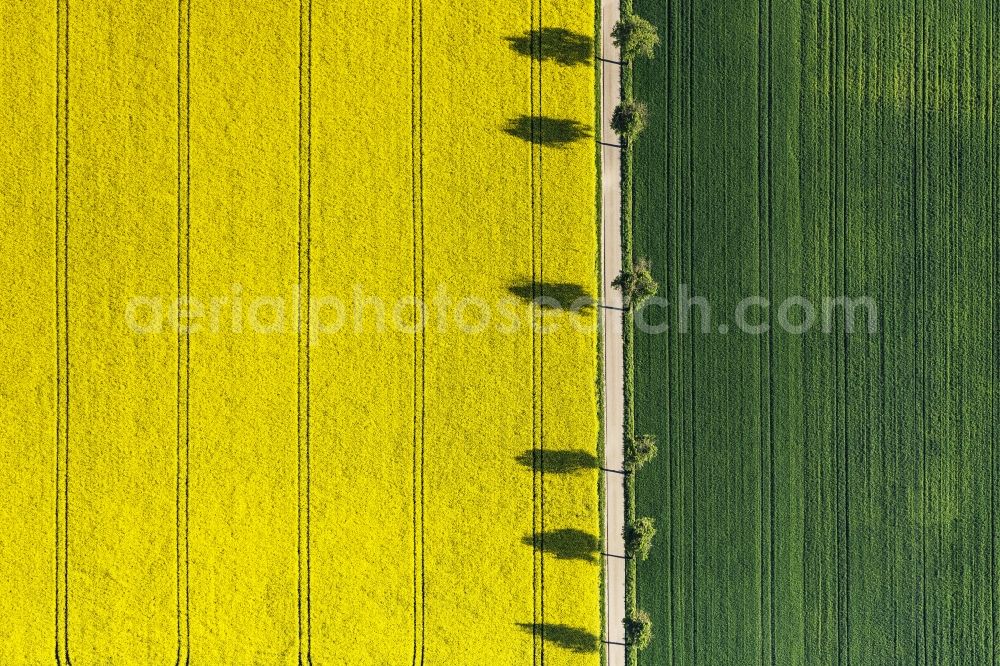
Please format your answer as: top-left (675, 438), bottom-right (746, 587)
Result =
top-left (506, 27), bottom-right (593, 67)
top-left (522, 528), bottom-right (599, 562)
top-left (516, 449), bottom-right (598, 474)
top-left (503, 115), bottom-right (590, 149)
top-left (509, 280), bottom-right (595, 311)
top-left (517, 623), bottom-right (599, 653)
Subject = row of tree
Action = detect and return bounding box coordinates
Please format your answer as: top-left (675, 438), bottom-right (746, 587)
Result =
top-left (610, 9), bottom-right (661, 663)
top-left (611, 15), bottom-right (658, 142)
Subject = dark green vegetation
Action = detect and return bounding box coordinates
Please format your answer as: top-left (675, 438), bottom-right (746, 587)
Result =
top-left (614, 259), bottom-right (659, 308)
top-left (632, 0), bottom-right (997, 663)
top-left (613, 101), bottom-right (651, 142)
top-left (626, 517), bottom-right (658, 561)
top-left (617, 4), bottom-right (662, 661)
top-left (625, 433), bottom-right (659, 472)
top-left (625, 609), bottom-right (654, 650)
top-left (613, 13), bottom-right (662, 62)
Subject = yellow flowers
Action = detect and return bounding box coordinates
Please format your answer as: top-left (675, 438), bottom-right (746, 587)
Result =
top-left (1, 1), bottom-right (58, 662)
top-left (0, 0), bottom-right (597, 663)
top-left (309, 1), bottom-right (417, 662)
top-left (421, 0), bottom-right (538, 660)
top-left (537, 0), bottom-right (602, 661)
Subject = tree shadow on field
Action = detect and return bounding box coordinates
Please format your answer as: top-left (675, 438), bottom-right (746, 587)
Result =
top-left (522, 528), bottom-right (599, 562)
top-left (509, 280), bottom-right (595, 312)
top-left (503, 115), bottom-right (590, 149)
top-left (517, 623), bottom-right (600, 653)
top-left (516, 448), bottom-right (598, 474)
top-left (506, 27), bottom-right (593, 67)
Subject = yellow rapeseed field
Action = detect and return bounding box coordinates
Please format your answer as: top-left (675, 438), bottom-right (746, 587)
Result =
top-left (309, 1), bottom-right (417, 663)
top-left (1, 1), bottom-right (57, 663)
top-left (422, 0), bottom-right (536, 660)
top-left (538, 1), bottom-right (601, 663)
top-left (186, 1), bottom-right (300, 662)
top-left (67, 1), bottom-right (180, 662)
top-left (0, 0), bottom-right (598, 663)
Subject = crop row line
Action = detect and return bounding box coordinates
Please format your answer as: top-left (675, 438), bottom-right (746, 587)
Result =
top-left (530, 0), bottom-right (546, 661)
top-left (55, 0), bottom-right (70, 660)
top-left (177, 0), bottom-right (192, 662)
top-left (411, 0), bottom-right (426, 662)
top-left (297, 0), bottom-right (314, 661)
top-left (756, 0), bottom-right (776, 662)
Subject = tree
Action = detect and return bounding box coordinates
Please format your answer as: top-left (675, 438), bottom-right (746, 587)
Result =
top-left (612, 13), bottom-right (660, 62)
top-left (611, 101), bottom-right (648, 142)
top-left (624, 517), bottom-right (656, 561)
top-left (612, 257), bottom-right (659, 308)
top-left (624, 433), bottom-right (657, 472)
top-left (624, 609), bottom-right (653, 650)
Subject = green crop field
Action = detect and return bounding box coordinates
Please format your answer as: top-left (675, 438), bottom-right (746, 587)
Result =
top-left (631, 0), bottom-right (997, 663)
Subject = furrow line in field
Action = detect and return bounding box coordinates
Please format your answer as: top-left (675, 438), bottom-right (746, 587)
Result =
top-left (177, 0), bottom-right (191, 660)
top-left (952, 4), bottom-right (961, 656)
top-left (833, 0), bottom-right (852, 661)
top-left (297, 0), bottom-right (313, 659)
top-left (910, 0), bottom-right (921, 659)
top-left (995, 2), bottom-right (999, 660)
top-left (757, 0), bottom-right (766, 656)
top-left (840, 0), bottom-right (850, 658)
top-left (883, 1), bottom-right (898, 658)
top-left (847, 0), bottom-right (860, 654)
top-left (678, 0), bottom-right (695, 658)
top-left (992, 3), bottom-right (998, 662)
top-left (927, 0), bottom-right (940, 658)
top-left (55, 0), bottom-right (70, 660)
top-left (829, 1), bottom-right (840, 662)
top-left (924, 3), bottom-right (937, 659)
top-left (530, 0), bottom-right (542, 661)
top-left (411, 0), bottom-right (426, 660)
top-left (956, 2), bottom-right (966, 656)
top-left (766, 3), bottom-right (776, 663)
top-left (916, 0), bottom-right (927, 659)
top-left (666, 1), bottom-right (681, 661)
top-left (686, 0), bottom-right (696, 658)
top-left (874, 3), bottom-right (900, 654)
top-left (827, 9), bottom-right (841, 650)
top-left (665, 0), bottom-right (677, 659)
top-left (667, 0), bottom-right (678, 661)
top-left (537, 0), bottom-right (546, 656)
top-left (755, 0), bottom-right (776, 660)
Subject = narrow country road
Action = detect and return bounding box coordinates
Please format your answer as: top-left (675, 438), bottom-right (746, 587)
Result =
top-left (599, 1), bottom-right (626, 664)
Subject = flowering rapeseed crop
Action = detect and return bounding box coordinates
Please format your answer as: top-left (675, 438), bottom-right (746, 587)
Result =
top-left (0, 0), bottom-right (597, 663)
